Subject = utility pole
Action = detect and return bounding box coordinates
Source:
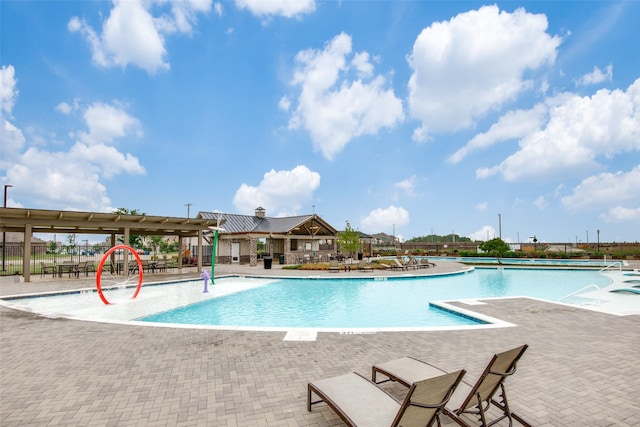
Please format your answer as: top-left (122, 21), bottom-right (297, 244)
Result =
top-left (185, 203), bottom-right (192, 218)
top-left (498, 213), bottom-right (502, 239)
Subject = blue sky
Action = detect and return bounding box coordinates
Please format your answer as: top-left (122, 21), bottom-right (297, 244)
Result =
top-left (1, 0), bottom-right (639, 244)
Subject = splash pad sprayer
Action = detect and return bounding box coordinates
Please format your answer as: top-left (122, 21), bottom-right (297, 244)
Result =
top-left (96, 244), bottom-right (144, 305)
top-left (200, 269), bottom-right (211, 293)
top-left (208, 213), bottom-right (225, 287)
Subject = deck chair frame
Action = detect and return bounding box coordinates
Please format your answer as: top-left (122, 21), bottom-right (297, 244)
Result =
top-left (308, 370), bottom-right (466, 427)
top-left (372, 345), bottom-right (530, 427)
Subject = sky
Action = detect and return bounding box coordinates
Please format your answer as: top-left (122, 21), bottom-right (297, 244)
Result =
top-left (1, 0), bottom-right (639, 245)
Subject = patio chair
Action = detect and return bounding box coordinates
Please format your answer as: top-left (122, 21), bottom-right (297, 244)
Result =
top-left (308, 369), bottom-right (466, 427)
top-left (79, 261), bottom-right (96, 276)
top-left (154, 259), bottom-right (166, 273)
top-left (75, 261), bottom-right (88, 276)
top-left (372, 345), bottom-right (530, 427)
top-left (40, 262), bottom-right (57, 277)
top-left (329, 259), bottom-right (340, 273)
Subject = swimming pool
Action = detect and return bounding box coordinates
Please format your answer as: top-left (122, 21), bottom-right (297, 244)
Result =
top-left (5, 268), bottom-right (612, 330)
top-left (427, 256), bottom-right (621, 267)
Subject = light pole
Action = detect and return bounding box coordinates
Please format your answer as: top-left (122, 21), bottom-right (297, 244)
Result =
top-left (498, 213), bottom-right (502, 239)
top-left (597, 229), bottom-right (600, 254)
top-left (2, 184), bottom-right (13, 272)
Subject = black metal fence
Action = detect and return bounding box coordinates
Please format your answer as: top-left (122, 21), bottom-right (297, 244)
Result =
top-left (0, 243), bottom-right (228, 277)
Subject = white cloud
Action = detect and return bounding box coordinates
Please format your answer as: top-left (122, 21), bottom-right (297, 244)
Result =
top-left (561, 165), bottom-right (640, 216)
top-left (1, 69), bottom-right (145, 211)
top-left (476, 202), bottom-right (488, 211)
top-left (0, 119), bottom-right (26, 168)
top-left (68, 0), bottom-right (211, 74)
top-left (534, 196), bottom-right (548, 210)
top-left (0, 65), bottom-right (25, 166)
top-left (600, 206), bottom-right (640, 222)
top-left (360, 205), bottom-right (409, 233)
top-left (235, 0), bottom-right (315, 18)
top-left (0, 65), bottom-right (18, 115)
top-left (449, 105), bottom-right (546, 163)
top-left (6, 148), bottom-right (112, 211)
top-left (278, 96), bottom-right (291, 112)
top-left (232, 165), bottom-right (321, 216)
top-left (408, 5), bottom-right (561, 141)
top-left (575, 64), bottom-right (613, 87)
top-left (468, 225), bottom-right (497, 242)
top-left (394, 175), bottom-right (417, 198)
top-left (214, 2), bottom-right (223, 17)
top-left (287, 32), bottom-right (404, 160)
top-left (78, 102), bottom-right (143, 145)
top-left (478, 78), bottom-right (640, 181)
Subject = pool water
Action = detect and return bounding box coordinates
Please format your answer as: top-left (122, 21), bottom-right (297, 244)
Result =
top-left (137, 269), bottom-right (610, 328)
top-left (427, 256), bottom-right (618, 267)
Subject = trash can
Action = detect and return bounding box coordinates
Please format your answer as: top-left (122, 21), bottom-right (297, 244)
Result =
top-left (263, 256), bottom-right (272, 269)
top-left (357, 252), bottom-right (363, 260)
top-left (279, 254), bottom-right (285, 265)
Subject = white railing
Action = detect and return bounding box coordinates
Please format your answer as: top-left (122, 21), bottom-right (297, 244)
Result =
top-left (560, 284), bottom-right (600, 301)
top-left (599, 261), bottom-right (622, 272)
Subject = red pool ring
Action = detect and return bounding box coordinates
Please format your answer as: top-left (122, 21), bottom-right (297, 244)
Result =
top-left (96, 245), bottom-right (144, 305)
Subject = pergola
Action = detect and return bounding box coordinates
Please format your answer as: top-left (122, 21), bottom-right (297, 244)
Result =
top-left (0, 207), bottom-right (219, 282)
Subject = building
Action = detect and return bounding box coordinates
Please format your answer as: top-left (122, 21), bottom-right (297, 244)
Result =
top-left (197, 207), bottom-right (339, 266)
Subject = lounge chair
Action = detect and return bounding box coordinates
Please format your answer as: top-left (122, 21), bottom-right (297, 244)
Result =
top-left (610, 288), bottom-right (640, 294)
top-left (418, 258), bottom-right (433, 269)
top-left (372, 345), bottom-right (530, 427)
top-left (357, 260), bottom-right (373, 272)
top-left (308, 369), bottom-right (466, 427)
top-left (329, 259), bottom-right (340, 273)
top-left (392, 258), bottom-right (408, 270)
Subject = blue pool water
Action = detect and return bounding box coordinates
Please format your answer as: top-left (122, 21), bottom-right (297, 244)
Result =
top-left (427, 256), bottom-right (617, 267)
top-left (138, 269), bottom-right (611, 328)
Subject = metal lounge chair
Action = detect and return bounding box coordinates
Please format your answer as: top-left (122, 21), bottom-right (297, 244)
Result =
top-left (372, 345), bottom-right (530, 427)
top-left (308, 369), bottom-right (466, 427)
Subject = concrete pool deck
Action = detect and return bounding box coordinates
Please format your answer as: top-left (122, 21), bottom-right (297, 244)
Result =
top-left (1, 261), bottom-right (639, 426)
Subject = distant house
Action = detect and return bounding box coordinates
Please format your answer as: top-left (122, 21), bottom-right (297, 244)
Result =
top-left (197, 207), bottom-right (339, 266)
top-left (1, 232), bottom-right (47, 256)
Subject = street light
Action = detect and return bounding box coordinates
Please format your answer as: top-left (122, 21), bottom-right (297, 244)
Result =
top-left (2, 184), bottom-right (13, 272)
top-left (597, 229), bottom-right (600, 254)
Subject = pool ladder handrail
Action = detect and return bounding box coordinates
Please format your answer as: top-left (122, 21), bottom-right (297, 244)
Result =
top-left (599, 261), bottom-right (622, 272)
top-left (559, 284), bottom-right (600, 301)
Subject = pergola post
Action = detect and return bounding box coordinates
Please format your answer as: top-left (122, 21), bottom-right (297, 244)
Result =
top-left (197, 230), bottom-right (203, 271)
top-left (23, 223), bottom-right (32, 282)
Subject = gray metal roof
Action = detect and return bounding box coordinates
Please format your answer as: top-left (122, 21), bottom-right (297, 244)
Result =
top-left (197, 211), bottom-right (337, 236)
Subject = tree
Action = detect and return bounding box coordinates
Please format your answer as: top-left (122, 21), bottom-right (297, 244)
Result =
top-left (147, 235), bottom-right (164, 259)
top-left (479, 238), bottom-right (511, 263)
top-left (113, 208), bottom-right (146, 248)
top-left (337, 220), bottom-right (361, 258)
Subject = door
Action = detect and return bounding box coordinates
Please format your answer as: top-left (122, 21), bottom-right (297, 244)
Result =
top-left (231, 242), bottom-right (240, 263)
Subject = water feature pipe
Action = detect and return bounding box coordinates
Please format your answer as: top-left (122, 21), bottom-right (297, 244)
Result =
top-left (209, 219), bottom-right (224, 285)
